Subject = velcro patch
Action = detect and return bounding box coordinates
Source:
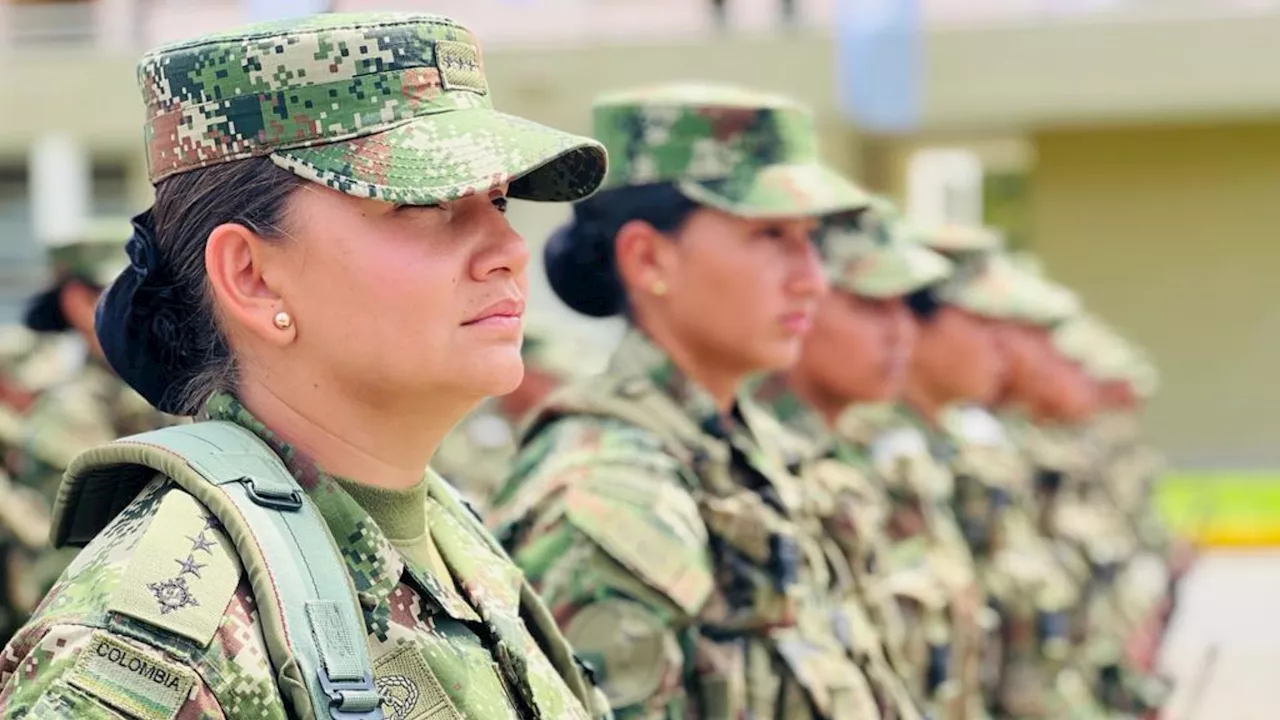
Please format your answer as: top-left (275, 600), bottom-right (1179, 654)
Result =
top-left (373, 644), bottom-right (462, 720)
top-left (108, 490), bottom-right (242, 647)
top-left (436, 40), bottom-right (487, 94)
top-left (67, 631), bottom-right (195, 720)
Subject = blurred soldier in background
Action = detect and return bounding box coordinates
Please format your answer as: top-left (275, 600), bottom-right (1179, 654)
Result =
top-left (0, 221), bottom-right (181, 645)
top-left (433, 330), bottom-right (570, 509)
top-left (491, 83), bottom-right (889, 718)
top-left (752, 209), bottom-right (952, 717)
top-left (893, 231), bottom-right (1123, 718)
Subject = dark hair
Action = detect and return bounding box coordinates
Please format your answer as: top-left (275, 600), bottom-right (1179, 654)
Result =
top-left (543, 183), bottom-right (699, 318)
top-left (905, 287), bottom-right (944, 321)
top-left (148, 157), bottom-right (303, 414)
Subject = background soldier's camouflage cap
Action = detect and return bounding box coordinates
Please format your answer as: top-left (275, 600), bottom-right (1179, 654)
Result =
top-left (821, 214), bottom-right (952, 299)
top-left (591, 83), bottom-right (869, 217)
top-left (913, 222), bottom-right (1005, 254)
top-left (24, 218), bottom-right (131, 333)
top-left (933, 253), bottom-right (1080, 326)
top-left (1053, 314), bottom-right (1159, 395)
top-left (138, 13), bottom-right (606, 205)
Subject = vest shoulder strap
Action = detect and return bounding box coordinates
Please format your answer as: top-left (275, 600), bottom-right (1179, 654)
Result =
top-left (54, 421), bottom-right (383, 720)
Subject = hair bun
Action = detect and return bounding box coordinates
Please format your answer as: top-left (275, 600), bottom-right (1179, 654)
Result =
top-left (543, 220), bottom-right (625, 318)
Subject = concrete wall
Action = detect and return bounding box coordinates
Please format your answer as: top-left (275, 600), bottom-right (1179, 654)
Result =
top-left (1030, 122), bottom-right (1280, 469)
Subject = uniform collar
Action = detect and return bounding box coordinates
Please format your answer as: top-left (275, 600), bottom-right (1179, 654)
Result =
top-left (608, 327), bottom-right (737, 439)
top-left (203, 392), bottom-right (481, 622)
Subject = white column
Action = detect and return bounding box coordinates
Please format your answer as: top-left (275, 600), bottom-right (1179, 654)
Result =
top-left (29, 134), bottom-right (92, 248)
top-left (906, 148), bottom-right (984, 226)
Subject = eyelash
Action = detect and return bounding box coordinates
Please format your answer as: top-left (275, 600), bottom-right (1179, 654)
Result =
top-left (393, 196), bottom-right (508, 214)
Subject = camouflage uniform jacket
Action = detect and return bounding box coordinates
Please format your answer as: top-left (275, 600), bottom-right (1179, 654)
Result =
top-left (0, 392), bottom-right (599, 720)
top-left (752, 375), bottom-right (946, 717)
top-left (835, 405), bottom-right (987, 719)
top-left (489, 330), bottom-right (883, 719)
top-left (432, 397), bottom-right (519, 512)
top-left (0, 355), bottom-right (182, 648)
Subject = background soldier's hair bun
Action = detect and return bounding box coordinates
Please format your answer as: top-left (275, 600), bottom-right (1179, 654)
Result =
top-left (543, 183), bottom-right (700, 319)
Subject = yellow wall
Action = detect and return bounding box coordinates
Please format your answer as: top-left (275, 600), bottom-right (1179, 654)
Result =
top-left (1030, 122), bottom-right (1280, 469)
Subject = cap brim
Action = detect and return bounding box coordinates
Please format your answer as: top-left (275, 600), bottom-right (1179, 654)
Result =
top-left (270, 108), bottom-right (607, 205)
top-left (677, 162), bottom-right (870, 219)
top-left (840, 243), bottom-right (953, 299)
top-left (22, 285), bottom-right (70, 333)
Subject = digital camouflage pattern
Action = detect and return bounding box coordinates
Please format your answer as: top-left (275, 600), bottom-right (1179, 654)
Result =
top-left (933, 254), bottom-right (1080, 328)
top-left (0, 392), bottom-right (599, 719)
top-left (0, 349), bottom-right (179, 648)
top-left (932, 406), bottom-right (1108, 719)
top-left (139, 12), bottom-right (606, 205)
top-left (591, 83), bottom-right (869, 217)
top-left (751, 374), bottom-right (956, 718)
top-left (837, 403), bottom-right (991, 720)
top-left (821, 213), bottom-right (952, 299)
top-left (489, 330), bottom-right (889, 719)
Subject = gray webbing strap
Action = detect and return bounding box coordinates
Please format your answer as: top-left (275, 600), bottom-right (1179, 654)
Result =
top-left (123, 422), bottom-right (382, 720)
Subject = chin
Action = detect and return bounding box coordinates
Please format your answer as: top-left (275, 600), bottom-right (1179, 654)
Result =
top-left (453, 347), bottom-right (525, 398)
top-left (755, 339), bottom-right (803, 373)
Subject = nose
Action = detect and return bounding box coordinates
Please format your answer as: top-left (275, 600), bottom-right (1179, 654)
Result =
top-left (471, 206), bottom-right (529, 281)
top-left (789, 234), bottom-right (828, 298)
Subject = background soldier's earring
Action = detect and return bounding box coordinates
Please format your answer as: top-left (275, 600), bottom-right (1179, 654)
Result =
top-left (651, 280), bottom-right (668, 297)
top-left (273, 311), bottom-right (293, 330)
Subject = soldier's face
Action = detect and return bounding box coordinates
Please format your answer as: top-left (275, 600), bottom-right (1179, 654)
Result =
top-left (653, 207), bottom-right (827, 376)
top-left (910, 307), bottom-right (1005, 405)
top-left (994, 323), bottom-right (1053, 409)
top-left (1041, 354), bottom-right (1100, 423)
top-left (797, 291), bottom-right (915, 404)
top-left (258, 183), bottom-right (529, 407)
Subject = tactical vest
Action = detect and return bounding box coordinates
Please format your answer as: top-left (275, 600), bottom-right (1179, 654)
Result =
top-left (522, 374), bottom-right (914, 719)
top-left (54, 421), bottom-right (602, 720)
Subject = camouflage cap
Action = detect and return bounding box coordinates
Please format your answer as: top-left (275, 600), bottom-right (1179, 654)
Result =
top-left (935, 253), bottom-right (1080, 326)
top-left (591, 83), bottom-right (869, 218)
top-left (1053, 314), bottom-right (1159, 396)
top-left (912, 222), bottom-right (1005, 254)
top-left (138, 13), bottom-right (606, 205)
top-left (822, 216), bottom-right (952, 299)
top-left (25, 218), bottom-right (131, 333)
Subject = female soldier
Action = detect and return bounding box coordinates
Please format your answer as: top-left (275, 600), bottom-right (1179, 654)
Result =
top-left (0, 13), bottom-right (613, 720)
top-left (750, 210), bottom-right (964, 717)
top-left (487, 84), bottom-right (886, 718)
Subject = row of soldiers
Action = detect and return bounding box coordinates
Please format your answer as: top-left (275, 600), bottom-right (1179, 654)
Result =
top-left (0, 143), bottom-right (1187, 720)
top-left (434, 199), bottom-right (1189, 717)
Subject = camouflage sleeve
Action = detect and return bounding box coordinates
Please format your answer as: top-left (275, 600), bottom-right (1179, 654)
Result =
top-left (0, 622), bottom-right (227, 719)
top-left (492, 417), bottom-right (715, 719)
top-left (0, 479), bottom-right (286, 720)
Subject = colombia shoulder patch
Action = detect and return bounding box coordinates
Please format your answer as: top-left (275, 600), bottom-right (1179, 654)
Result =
top-left (67, 631), bottom-right (196, 720)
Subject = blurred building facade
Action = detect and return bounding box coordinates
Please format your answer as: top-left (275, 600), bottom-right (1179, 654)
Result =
top-left (0, 0), bottom-right (1277, 468)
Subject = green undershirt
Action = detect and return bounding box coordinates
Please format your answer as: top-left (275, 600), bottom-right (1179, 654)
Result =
top-left (335, 476), bottom-right (456, 593)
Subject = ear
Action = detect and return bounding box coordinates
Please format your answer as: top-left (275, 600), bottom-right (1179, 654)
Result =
top-left (613, 218), bottom-right (679, 297)
top-left (205, 223), bottom-right (294, 347)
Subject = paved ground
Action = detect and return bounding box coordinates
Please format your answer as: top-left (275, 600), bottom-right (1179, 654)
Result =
top-left (1158, 550), bottom-right (1280, 720)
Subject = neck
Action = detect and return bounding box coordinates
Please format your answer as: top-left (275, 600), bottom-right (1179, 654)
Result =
top-left (238, 367), bottom-right (473, 491)
top-left (783, 371), bottom-right (843, 428)
top-left (639, 320), bottom-right (743, 413)
top-left (903, 371), bottom-right (947, 425)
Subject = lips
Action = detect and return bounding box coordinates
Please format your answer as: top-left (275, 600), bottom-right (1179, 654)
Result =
top-left (780, 309), bottom-right (814, 335)
top-left (464, 298), bottom-right (525, 325)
